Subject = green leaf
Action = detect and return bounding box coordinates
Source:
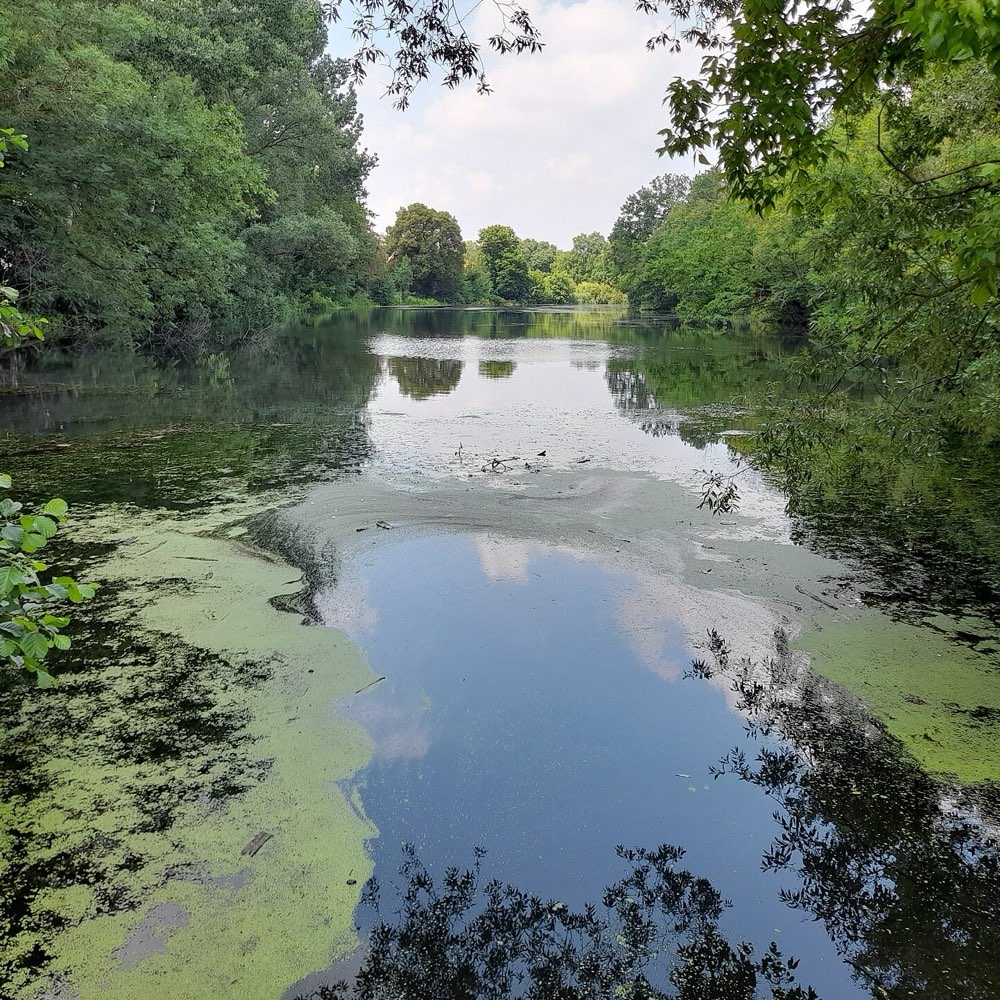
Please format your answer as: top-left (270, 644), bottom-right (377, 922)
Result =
top-left (20, 534), bottom-right (45, 554)
top-left (42, 498), bottom-right (69, 518)
top-left (0, 473), bottom-right (10, 489)
top-left (52, 634), bottom-right (71, 650)
top-left (2, 525), bottom-right (24, 545)
top-left (35, 670), bottom-right (56, 689)
top-left (32, 515), bottom-right (58, 539)
top-left (19, 632), bottom-right (49, 662)
top-left (0, 565), bottom-right (24, 593)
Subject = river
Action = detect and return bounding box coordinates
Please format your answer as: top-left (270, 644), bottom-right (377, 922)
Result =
top-left (1, 307), bottom-right (998, 999)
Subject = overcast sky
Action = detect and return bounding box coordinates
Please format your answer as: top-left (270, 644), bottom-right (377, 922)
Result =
top-left (327, 0), bottom-right (706, 249)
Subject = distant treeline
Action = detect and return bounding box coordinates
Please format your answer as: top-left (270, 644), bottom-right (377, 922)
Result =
top-left (379, 204), bottom-right (626, 308)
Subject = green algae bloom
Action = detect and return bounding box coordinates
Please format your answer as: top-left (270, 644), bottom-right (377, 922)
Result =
top-left (3, 511), bottom-right (378, 1000)
top-left (798, 609), bottom-right (1000, 783)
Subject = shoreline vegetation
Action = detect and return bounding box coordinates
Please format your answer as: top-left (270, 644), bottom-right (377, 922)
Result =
top-left (5, 1), bottom-right (1000, 457)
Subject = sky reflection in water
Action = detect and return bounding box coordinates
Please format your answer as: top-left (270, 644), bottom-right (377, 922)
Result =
top-left (327, 533), bottom-right (863, 999)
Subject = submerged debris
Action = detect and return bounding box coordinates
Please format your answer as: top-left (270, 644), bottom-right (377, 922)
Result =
top-left (240, 831), bottom-right (273, 858)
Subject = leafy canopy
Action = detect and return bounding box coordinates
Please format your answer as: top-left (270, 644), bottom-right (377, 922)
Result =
top-left (385, 203), bottom-right (466, 301)
top-left (0, 0), bottom-right (377, 349)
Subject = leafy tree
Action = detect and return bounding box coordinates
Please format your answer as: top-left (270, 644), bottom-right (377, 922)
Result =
top-left (542, 271), bottom-right (576, 305)
top-left (555, 232), bottom-right (613, 285)
top-left (478, 225), bottom-right (530, 302)
top-left (323, 0), bottom-right (542, 108)
top-left (631, 195), bottom-right (759, 319)
top-left (775, 65), bottom-right (1000, 432)
top-left (492, 254), bottom-right (530, 302)
top-left (609, 173), bottom-right (691, 275)
top-left (0, 0), bottom-right (375, 350)
top-left (574, 280), bottom-right (626, 306)
top-left (526, 268), bottom-right (547, 304)
top-left (360, 243), bottom-right (413, 305)
top-left (246, 209), bottom-right (363, 304)
top-left (519, 238), bottom-right (558, 273)
top-left (640, 2), bottom-right (1000, 209)
top-left (0, 15), bottom-right (262, 345)
top-left (459, 241), bottom-right (493, 303)
top-left (385, 203), bottom-right (465, 301)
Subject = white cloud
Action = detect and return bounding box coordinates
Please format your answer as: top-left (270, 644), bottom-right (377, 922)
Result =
top-left (328, 0), bottom-right (705, 247)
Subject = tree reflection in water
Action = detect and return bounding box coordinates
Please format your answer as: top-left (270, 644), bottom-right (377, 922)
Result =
top-left (301, 841), bottom-right (817, 1000)
top-left (690, 631), bottom-right (1000, 1000)
top-left (299, 630), bottom-right (1000, 1000)
top-left (389, 357), bottom-right (464, 399)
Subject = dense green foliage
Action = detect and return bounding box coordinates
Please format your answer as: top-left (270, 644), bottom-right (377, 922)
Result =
top-left (616, 59), bottom-right (1000, 437)
top-left (0, 476), bottom-right (94, 688)
top-left (0, 0), bottom-right (376, 352)
top-left (518, 238), bottom-right (558, 273)
top-left (477, 225), bottom-right (531, 302)
top-left (385, 203), bottom-right (465, 301)
top-left (0, 284), bottom-right (46, 356)
top-left (608, 173), bottom-right (691, 276)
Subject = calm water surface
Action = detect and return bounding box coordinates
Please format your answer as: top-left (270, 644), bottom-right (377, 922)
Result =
top-left (324, 534), bottom-right (861, 997)
top-left (2, 308), bottom-right (999, 1000)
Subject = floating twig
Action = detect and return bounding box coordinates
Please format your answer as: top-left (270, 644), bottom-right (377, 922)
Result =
top-left (241, 831), bottom-right (273, 857)
top-left (795, 584), bottom-right (838, 610)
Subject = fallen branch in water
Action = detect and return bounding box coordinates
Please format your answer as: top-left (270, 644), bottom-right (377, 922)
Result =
top-left (241, 831), bottom-right (273, 857)
top-left (795, 584), bottom-right (838, 610)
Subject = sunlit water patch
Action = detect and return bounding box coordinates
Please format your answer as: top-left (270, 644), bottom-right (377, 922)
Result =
top-left (362, 326), bottom-right (790, 534)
